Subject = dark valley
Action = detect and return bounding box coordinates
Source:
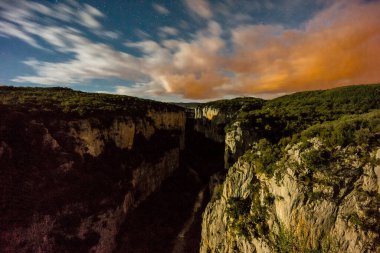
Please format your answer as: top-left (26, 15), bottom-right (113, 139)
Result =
top-left (0, 84), bottom-right (380, 252)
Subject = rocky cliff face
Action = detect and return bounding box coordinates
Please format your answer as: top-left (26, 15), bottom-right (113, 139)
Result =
top-left (0, 106), bottom-right (186, 253)
top-left (194, 107), bottom-right (254, 170)
top-left (224, 121), bottom-right (257, 169)
top-left (199, 86), bottom-right (380, 253)
top-left (194, 98), bottom-right (264, 169)
top-left (194, 106), bottom-right (229, 143)
top-left (201, 137), bottom-right (380, 253)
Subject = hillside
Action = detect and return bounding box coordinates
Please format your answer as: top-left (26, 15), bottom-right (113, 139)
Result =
top-left (0, 86), bottom-right (187, 252)
top-left (196, 84), bottom-right (380, 253)
top-left (0, 86), bottom-right (182, 116)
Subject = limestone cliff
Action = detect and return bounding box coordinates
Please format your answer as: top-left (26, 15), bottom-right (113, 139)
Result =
top-left (200, 86), bottom-right (380, 253)
top-left (0, 88), bottom-right (186, 253)
top-left (194, 98), bottom-right (264, 167)
top-left (194, 106), bottom-right (228, 143)
top-left (224, 121), bottom-right (258, 169)
top-left (201, 113), bottom-right (380, 252)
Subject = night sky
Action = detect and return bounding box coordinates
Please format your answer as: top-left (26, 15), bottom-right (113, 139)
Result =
top-left (1, 0), bottom-right (380, 101)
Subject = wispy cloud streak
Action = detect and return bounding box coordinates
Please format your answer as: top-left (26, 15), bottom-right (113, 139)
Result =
top-left (152, 3), bottom-right (170, 15)
top-left (0, 0), bottom-right (142, 86)
top-left (183, 0), bottom-right (212, 19)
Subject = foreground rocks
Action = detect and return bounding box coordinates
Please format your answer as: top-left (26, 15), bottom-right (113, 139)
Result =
top-left (201, 139), bottom-right (380, 253)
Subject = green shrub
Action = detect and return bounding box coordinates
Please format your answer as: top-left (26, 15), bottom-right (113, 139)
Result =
top-left (301, 147), bottom-right (331, 171)
top-left (0, 86), bottom-right (182, 117)
top-left (227, 197), bottom-right (251, 220)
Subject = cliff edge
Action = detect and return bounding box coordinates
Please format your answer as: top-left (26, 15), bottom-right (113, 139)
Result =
top-left (0, 87), bottom-right (186, 252)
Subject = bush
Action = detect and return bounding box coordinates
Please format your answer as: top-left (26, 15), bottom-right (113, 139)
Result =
top-left (301, 147), bottom-right (331, 171)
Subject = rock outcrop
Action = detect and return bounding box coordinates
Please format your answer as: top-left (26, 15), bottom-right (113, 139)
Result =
top-left (0, 106), bottom-right (186, 253)
top-left (199, 85), bottom-right (380, 253)
top-left (194, 98), bottom-right (264, 168)
top-left (201, 138), bottom-right (380, 253)
top-left (193, 97), bottom-right (264, 145)
top-left (224, 121), bottom-right (258, 169)
top-left (194, 106), bottom-right (228, 143)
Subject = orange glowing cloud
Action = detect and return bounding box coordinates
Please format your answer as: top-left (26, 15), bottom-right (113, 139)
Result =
top-left (147, 0), bottom-right (380, 99)
top-left (225, 0), bottom-right (380, 96)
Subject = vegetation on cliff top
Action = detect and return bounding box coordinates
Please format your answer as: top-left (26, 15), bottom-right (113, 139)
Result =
top-left (244, 110), bottom-right (380, 176)
top-left (194, 84), bottom-right (380, 145)
top-left (210, 85), bottom-right (380, 250)
top-left (238, 84), bottom-right (380, 142)
top-left (196, 84), bottom-right (380, 177)
top-left (225, 110), bottom-right (380, 250)
top-left (197, 97), bottom-right (265, 114)
top-left (0, 86), bottom-right (183, 116)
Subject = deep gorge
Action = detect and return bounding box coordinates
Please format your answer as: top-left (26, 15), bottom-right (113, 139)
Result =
top-left (115, 114), bottom-right (225, 253)
top-left (0, 87), bottom-right (227, 253)
top-left (1, 85), bottom-right (380, 252)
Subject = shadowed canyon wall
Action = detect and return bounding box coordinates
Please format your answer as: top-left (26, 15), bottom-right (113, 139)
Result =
top-left (114, 110), bottom-right (225, 253)
top-left (0, 98), bottom-right (186, 252)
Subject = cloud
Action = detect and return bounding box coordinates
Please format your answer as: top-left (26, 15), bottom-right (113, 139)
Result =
top-left (0, 21), bottom-right (41, 49)
top-left (79, 5), bottom-right (103, 29)
top-left (223, 0), bottom-right (380, 95)
top-left (159, 26), bottom-right (179, 37)
top-left (135, 29), bottom-right (151, 39)
top-left (0, 0), bottom-right (143, 85)
top-left (0, 0), bottom-right (118, 45)
top-left (152, 3), bottom-right (170, 15)
top-left (142, 0), bottom-right (380, 99)
top-left (151, 0), bottom-right (380, 99)
top-left (114, 82), bottom-right (164, 98)
top-left (184, 0), bottom-right (212, 19)
top-left (12, 41), bottom-right (145, 85)
top-left (139, 21), bottom-right (226, 99)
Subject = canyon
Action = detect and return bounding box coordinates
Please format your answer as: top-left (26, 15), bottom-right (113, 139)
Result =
top-left (1, 85), bottom-right (380, 252)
